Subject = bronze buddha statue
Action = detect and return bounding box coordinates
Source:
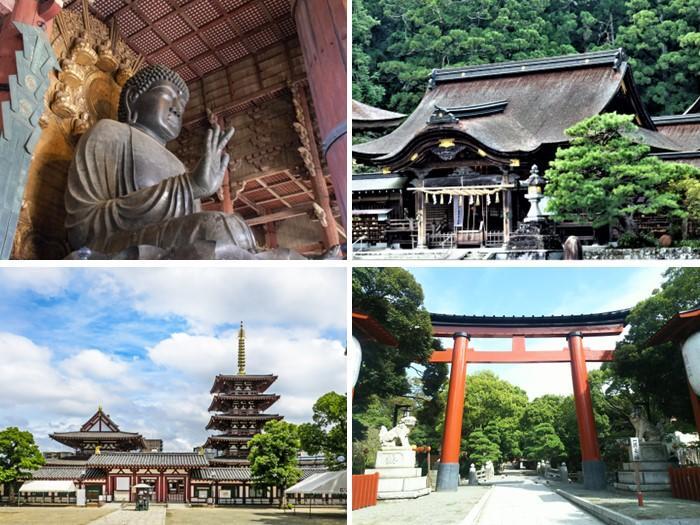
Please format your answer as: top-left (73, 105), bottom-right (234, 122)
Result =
top-left (65, 65), bottom-right (329, 259)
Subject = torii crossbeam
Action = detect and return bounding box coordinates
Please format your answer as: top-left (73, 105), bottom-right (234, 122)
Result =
top-left (429, 309), bottom-right (629, 492)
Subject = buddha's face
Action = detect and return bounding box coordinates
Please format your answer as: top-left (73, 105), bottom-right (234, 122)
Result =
top-left (127, 79), bottom-right (188, 143)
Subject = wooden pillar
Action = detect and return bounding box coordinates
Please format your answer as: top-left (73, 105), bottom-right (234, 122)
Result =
top-left (436, 332), bottom-right (469, 491)
top-left (567, 332), bottom-right (606, 489)
top-left (291, 0), bottom-right (346, 226)
top-left (415, 190), bottom-right (426, 248)
top-left (265, 222), bottom-right (278, 248)
top-left (291, 82), bottom-right (339, 248)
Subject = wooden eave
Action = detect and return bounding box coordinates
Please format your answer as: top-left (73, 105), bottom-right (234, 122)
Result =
top-left (430, 309), bottom-right (630, 338)
top-left (648, 306), bottom-right (700, 346)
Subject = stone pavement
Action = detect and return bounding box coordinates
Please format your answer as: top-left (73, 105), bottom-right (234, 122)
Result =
top-left (353, 485), bottom-right (490, 525)
top-left (470, 477), bottom-right (603, 525)
top-left (87, 505), bottom-right (166, 525)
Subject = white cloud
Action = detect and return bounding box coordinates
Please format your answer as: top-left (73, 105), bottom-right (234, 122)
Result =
top-left (0, 333), bottom-right (125, 415)
top-left (102, 267), bottom-right (346, 333)
top-left (62, 349), bottom-right (130, 379)
top-left (147, 327), bottom-right (346, 424)
top-left (0, 268), bottom-right (71, 296)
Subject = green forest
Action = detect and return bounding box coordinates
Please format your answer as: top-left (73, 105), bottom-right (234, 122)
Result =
top-left (353, 0), bottom-right (700, 116)
top-left (352, 267), bottom-right (700, 475)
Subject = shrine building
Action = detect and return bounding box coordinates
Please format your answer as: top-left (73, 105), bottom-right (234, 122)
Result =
top-left (0, 0), bottom-right (346, 259)
top-left (352, 49), bottom-right (700, 249)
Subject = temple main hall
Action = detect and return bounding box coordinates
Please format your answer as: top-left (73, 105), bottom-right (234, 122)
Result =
top-left (20, 323), bottom-right (325, 505)
top-left (0, 0), bottom-right (346, 259)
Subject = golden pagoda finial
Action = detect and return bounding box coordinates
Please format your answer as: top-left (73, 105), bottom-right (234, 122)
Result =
top-left (238, 321), bottom-right (246, 375)
top-left (98, 403), bottom-right (102, 412)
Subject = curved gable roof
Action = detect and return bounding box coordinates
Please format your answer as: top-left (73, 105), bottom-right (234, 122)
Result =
top-left (353, 49), bottom-right (663, 164)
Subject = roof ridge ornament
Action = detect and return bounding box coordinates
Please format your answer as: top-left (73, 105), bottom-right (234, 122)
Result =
top-left (428, 100), bottom-right (508, 125)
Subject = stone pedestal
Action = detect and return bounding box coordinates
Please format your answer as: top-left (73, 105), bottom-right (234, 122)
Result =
top-left (614, 441), bottom-right (672, 492)
top-left (365, 448), bottom-right (431, 499)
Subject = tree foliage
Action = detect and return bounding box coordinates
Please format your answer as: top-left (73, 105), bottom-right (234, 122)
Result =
top-left (607, 267), bottom-right (700, 428)
top-left (248, 420), bottom-right (302, 489)
top-left (298, 391), bottom-right (347, 470)
top-left (466, 430), bottom-right (501, 468)
top-left (352, 267), bottom-right (434, 408)
top-left (353, 0), bottom-right (699, 115)
top-left (522, 423), bottom-right (567, 465)
top-left (545, 113), bottom-right (699, 234)
top-left (0, 427), bottom-right (44, 487)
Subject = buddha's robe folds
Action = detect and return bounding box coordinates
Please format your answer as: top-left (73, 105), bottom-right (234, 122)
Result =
top-left (65, 119), bottom-right (256, 254)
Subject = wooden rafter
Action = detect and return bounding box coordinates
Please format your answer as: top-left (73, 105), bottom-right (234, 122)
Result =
top-left (245, 203), bottom-right (314, 226)
top-left (255, 177), bottom-right (292, 208)
top-left (236, 193), bottom-right (265, 215)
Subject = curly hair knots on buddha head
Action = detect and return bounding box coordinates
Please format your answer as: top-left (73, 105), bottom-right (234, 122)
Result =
top-left (117, 64), bottom-right (189, 123)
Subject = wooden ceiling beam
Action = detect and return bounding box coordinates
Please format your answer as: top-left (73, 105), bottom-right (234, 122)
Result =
top-left (166, 0), bottom-right (231, 73)
top-left (245, 203), bottom-right (313, 226)
top-left (235, 193), bottom-right (265, 216)
top-left (250, 189), bottom-right (310, 206)
top-left (128, 3), bottom-right (193, 74)
top-left (183, 79), bottom-right (301, 127)
top-left (255, 177), bottom-right (292, 208)
top-left (286, 172), bottom-right (314, 198)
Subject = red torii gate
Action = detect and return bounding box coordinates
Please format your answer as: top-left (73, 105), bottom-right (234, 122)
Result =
top-left (429, 309), bottom-right (629, 491)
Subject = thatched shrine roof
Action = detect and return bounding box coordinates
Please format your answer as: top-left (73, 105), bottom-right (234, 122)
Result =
top-left (353, 49), bottom-right (686, 166)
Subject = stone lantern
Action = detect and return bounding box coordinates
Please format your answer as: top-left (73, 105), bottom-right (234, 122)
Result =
top-left (524, 164), bottom-right (547, 223)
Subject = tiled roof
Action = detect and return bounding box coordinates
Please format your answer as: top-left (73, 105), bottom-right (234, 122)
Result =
top-left (29, 466), bottom-right (105, 480)
top-left (209, 414), bottom-right (282, 421)
top-left (87, 452), bottom-right (208, 467)
top-left (191, 467), bottom-right (252, 481)
top-left (190, 466), bottom-right (327, 481)
top-left (50, 431), bottom-right (143, 440)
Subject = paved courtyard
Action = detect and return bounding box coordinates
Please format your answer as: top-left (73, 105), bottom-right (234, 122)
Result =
top-left (0, 506), bottom-right (114, 525)
top-left (165, 506), bottom-right (346, 524)
top-left (473, 478), bottom-right (603, 525)
top-left (0, 505), bottom-right (346, 525)
top-left (352, 485), bottom-right (490, 524)
top-left (88, 506), bottom-right (165, 525)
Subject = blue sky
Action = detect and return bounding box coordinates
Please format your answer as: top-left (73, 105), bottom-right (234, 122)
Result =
top-left (404, 266), bottom-right (670, 399)
top-left (0, 267), bottom-right (346, 452)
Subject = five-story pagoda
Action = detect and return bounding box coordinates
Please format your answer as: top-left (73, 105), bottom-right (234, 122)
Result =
top-left (204, 322), bottom-right (282, 466)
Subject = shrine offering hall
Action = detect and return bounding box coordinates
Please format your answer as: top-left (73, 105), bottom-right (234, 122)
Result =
top-left (0, 0), bottom-right (346, 259)
top-left (351, 49), bottom-right (700, 249)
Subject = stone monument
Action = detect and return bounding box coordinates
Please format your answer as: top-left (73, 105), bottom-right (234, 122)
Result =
top-left (364, 415), bottom-right (431, 499)
top-left (615, 408), bottom-right (672, 492)
top-left (615, 439), bottom-right (673, 492)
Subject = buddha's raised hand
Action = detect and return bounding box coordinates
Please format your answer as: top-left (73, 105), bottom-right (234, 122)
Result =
top-left (191, 123), bottom-right (235, 199)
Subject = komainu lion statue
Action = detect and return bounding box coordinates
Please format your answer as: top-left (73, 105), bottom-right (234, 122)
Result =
top-left (379, 415), bottom-right (417, 449)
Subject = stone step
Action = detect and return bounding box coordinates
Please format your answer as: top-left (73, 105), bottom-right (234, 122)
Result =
top-left (618, 470), bottom-right (669, 485)
top-left (377, 487), bottom-right (431, 500)
top-left (365, 467), bottom-right (423, 478)
top-left (613, 482), bottom-right (671, 492)
top-left (378, 476), bottom-right (429, 493)
top-left (622, 461), bottom-right (670, 471)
